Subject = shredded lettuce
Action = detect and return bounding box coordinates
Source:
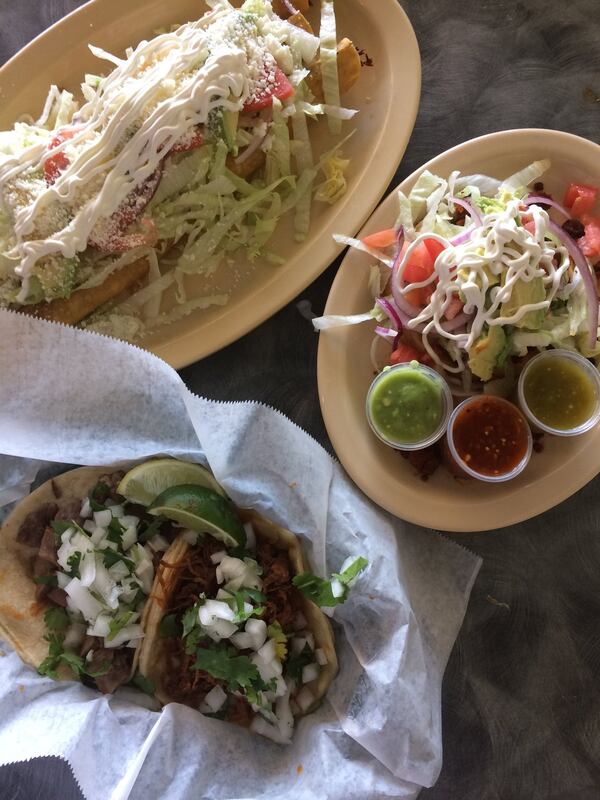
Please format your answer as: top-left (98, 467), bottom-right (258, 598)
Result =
top-left (500, 159), bottom-right (550, 192)
top-left (318, 0), bottom-right (342, 134)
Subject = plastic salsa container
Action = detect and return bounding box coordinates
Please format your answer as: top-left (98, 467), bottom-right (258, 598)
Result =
top-left (517, 349), bottom-right (600, 436)
top-left (446, 395), bottom-right (532, 482)
top-left (365, 361), bottom-right (453, 451)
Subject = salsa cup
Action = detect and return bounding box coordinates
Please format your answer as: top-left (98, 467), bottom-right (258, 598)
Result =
top-left (517, 349), bottom-right (600, 437)
top-left (365, 362), bottom-right (453, 451)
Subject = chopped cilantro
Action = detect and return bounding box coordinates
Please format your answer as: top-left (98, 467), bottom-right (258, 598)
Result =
top-left (159, 613), bottom-right (180, 638)
top-left (184, 626), bottom-right (207, 655)
top-left (232, 589), bottom-right (265, 623)
top-left (182, 601), bottom-right (203, 637)
top-left (51, 520), bottom-right (74, 537)
top-left (66, 552), bottom-right (82, 579)
top-left (193, 646), bottom-right (264, 692)
top-left (138, 516), bottom-right (168, 544)
top-left (106, 518), bottom-right (124, 544)
top-left (107, 610), bottom-right (135, 641)
top-left (286, 644), bottom-right (313, 683)
top-left (131, 674), bottom-right (155, 696)
top-left (293, 556), bottom-right (368, 607)
top-left (44, 606), bottom-right (69, 631)
top-left (101, 548), bottom-right (134, 571)
top-left (38, 634), bottom-right (84, 680)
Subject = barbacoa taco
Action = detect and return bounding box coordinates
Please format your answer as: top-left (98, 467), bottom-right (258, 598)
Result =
top-left (139, 507), bottom-right (338, 743)
top-left (0, 467), bottom-right (178, 693)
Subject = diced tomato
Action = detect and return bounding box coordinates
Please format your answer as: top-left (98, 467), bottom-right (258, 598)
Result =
top-left (170, 127), bottom-right (204, 155)
top-left (563, 182), bottom-right (598, 219)
top-left (579, 216), bottom-right (600, 259)
top-left (243, 67), bottom-right (294, 113)
top-left (423, 238), bottom-right (445, 262)
top-left (43, 128), bottom-right (77, 185)
top-left (444, 295), bottom-right (464, 320)
top-left (399, 242), bottom-right (437, 306)
top-left (362, 228), bottom-right (398, 249)
top-left (389, 343), bottom-right (433, 366)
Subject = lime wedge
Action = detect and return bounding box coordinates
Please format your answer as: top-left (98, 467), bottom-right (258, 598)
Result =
top-left (149, 484), bottom-right (246, 548)
top-left (117, 459), bottom-right (226, 506)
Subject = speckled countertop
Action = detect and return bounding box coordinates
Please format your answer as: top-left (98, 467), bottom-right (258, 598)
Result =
top-left (1, 1), bottom-right (600, 798)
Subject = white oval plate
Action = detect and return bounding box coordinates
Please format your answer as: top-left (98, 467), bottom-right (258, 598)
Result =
top-left (0, 0), bottom-right (420, 367)
top-left (317, 129), bottom-right (600, 532)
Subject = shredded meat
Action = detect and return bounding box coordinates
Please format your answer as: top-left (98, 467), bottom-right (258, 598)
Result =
top-left (86, 647), bottom-right (133, 694)
top-left (16, 503), bottom-right (58, 549)
top-left (161, 535), bottom-right (300, 721)
top-left (401, 443), bottom-right (442, 481)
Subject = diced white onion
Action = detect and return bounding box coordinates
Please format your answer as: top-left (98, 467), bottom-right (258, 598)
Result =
top-left (65, 578), bottom-right (103, 622)
top-left (251, 653), bottom-right (279, 683)
top-left (98, 537), bottom-right (117, 551)
top-left (79, 550), bottom-right (97, 588)
top-left (216, 589), bottom-right (232, 601)
top-left (199, 599), bottom-right (236, 624)
top-left (331, 578), bottom-right (344, 598)
top-left (243, 522), bottom-right (256, 551)
top-left (182, 530), bottom-right (199, 544)
top-left (291, 637), bottom-right (307, 654)
top-left (90, 526), bottom-right (107, 545)
top-left (94, 510), bottom-right (112, 528)
top-left (105, 624), bottom-right (144, 649)
top-left (231, 632), bottom-right (253, 649)
top-left (257, 639), bottom-right (276, 663)
top-left (63, 622), bottom-right (86, 650)
top-left (201, 685), bottom-right (227, 713)
top-left (121, 526), bottom-right (138, 551)
top-left (132, 544), bottom-right (154, 594)
top-left (80, 498), bottom-right (92, 519)
top-left (56, 572), bottom-right (70, 589)
top-left (206, 618), bottom-right (238, 640)
top-left (295, 686), bottom-right (315, 713)
top-left (250, 714), bottom-right (292, 744)
top-left (120, 515), bottom-right (139, 529)
top-left (302, 663), bottom-right (320, 684)
top-left (83, 519), bottom-right (95, 533)
top-left (275, 689), bottom-right (294, 738)
top-left (210, 551), bottom-right (227, 565)
top-left (108, 560), bottom-right (130, 582)
top-left (148, 534), bottom-right (170, 552)
top-left (91, 559), bottom-right (117, 604)
top-left (315, 648), bottom-right (328, 666)
top-left (109, 504), bottom-right (124, 519)
top-left (304, 632), bottom-right (315, 651)
top-left (245, 619), bottom-right (267, 650)
top-left (87, 612), bottom-right (112, 638)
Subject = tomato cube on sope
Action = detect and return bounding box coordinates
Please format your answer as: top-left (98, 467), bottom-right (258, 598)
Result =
top-left (243, 67), bottom-right (294, 113)
top-left (563, 182), bottom-right (598, 219)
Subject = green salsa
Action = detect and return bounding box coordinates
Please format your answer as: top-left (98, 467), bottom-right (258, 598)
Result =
top-left (523, 356), bottom-right (598, 430)
top-left (368, 366), bottom-right (444, 444)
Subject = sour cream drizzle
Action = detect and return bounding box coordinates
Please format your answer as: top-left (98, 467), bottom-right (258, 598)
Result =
top-left (0, 6), bottom-right (272, 301)
top-left (397, 198), bottom-right (571, 372)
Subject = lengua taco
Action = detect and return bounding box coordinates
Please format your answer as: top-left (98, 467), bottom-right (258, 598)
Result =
top-left (138, 504), bottom-right (340, 743)
top-left (0, 466), bottom-right (178, 693)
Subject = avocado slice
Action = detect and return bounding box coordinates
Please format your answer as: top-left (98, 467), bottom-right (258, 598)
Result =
top-left (501, 276), bottom-right (545, 329)
top-left (468, 325), bottom-right (506, 381)
top-left (207, 108), bottom-right (239, 154)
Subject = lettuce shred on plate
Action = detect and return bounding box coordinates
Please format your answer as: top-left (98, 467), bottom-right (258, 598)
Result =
top-left (0, 0), bottom-right (359, 340)
top-left (314, 160), bottom-right (600, 397)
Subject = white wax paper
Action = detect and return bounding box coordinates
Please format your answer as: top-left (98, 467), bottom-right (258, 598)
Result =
top-left (0, 310), bottom-right (481, 800)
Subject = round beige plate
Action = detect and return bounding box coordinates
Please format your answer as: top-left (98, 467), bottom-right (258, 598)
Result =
top-left (318, 129), bottom-right (600, 532)
top-left (0, 0), bottom-right (420, 367)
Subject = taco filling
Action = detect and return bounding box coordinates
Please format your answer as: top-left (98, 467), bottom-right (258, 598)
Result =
top-left (12, 470), bottom-right (177, 693)
top-left (139, 507), bottom-right (348, 743)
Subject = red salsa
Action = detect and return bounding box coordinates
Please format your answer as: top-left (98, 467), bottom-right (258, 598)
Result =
top-left (451, 396), bottom-right (530, 477)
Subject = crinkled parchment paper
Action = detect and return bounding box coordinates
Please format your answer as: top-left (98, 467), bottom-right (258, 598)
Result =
top-left (0, 310), bottom-right (480, 800)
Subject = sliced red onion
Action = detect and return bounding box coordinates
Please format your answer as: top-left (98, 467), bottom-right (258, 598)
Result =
top-left (525, 195), bottom-right (570, 218)
top-left (547, 219), bottom-right (598, 349)
top-left (374, 325), bottom-right (397, 340)
top-left (376, 297), bottom-right (402, 332)
top-left (449, 196), bottom-right (483, 227)
top-left (450, 226), bottom-right (479, 246)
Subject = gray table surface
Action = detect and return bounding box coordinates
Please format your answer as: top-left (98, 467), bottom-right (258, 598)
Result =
top-left (1, 1), bottom-right (600, 798)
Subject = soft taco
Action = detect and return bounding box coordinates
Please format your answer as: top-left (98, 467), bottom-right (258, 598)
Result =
top-left (138, 506), bottom-right (338, 743)
top-left (0, 467), bottom-right (178, 693)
